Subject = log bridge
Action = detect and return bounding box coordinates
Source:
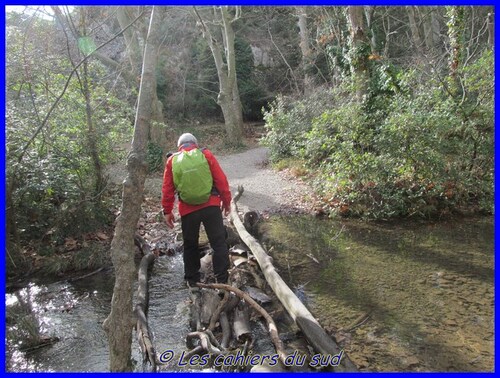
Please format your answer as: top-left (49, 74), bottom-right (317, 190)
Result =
top-left (134, 185), bottom-right (358, 372)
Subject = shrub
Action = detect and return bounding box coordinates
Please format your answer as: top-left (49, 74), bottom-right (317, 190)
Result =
top-left (261, 87), bottom-right (338, 161)
top-left (147, 141), bottom-right (165, 173)
top-left (262, 52), bottom-right (493, 219)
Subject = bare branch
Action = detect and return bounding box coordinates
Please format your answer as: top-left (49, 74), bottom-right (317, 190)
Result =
top-left (14, 8), bottom-right (147, 164)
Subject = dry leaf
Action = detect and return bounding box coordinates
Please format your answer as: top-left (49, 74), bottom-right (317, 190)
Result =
top-left (96, 232), bottom-right (109, 240)
top-left (64, 238), bottom-right (78, 251)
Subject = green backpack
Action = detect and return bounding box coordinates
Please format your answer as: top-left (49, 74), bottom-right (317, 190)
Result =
top-left (172, 148), bottom-right (213, 205)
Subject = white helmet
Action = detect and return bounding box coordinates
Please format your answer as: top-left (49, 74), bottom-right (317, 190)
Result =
top-left (177, 133), bottom-right (198, 147)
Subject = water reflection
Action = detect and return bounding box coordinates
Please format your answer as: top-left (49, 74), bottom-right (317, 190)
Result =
top-left (5, 253), bottom-right (192, 372)
top-left (262, 215), bottom-right (494, 372)
top-left (6, 272), bottom-right (114, 371)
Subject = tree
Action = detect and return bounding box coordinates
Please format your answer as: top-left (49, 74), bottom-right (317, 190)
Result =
top-left (102, 6), bottom-right (165, 371)
top-left (78, 8), bottom-right (105, 196)
top-left (6, 8), bottom-right (134, 273)
top-left (407, 6), bottom-right (424, 57)
top-left (297, 6), bottom-right (313, 94)
top-left (51, 6), bottom-right (137, 85)
top-left (116, 6), bottom-right (144, 74)
top-left (115, 6), bottom-right (167, 149)
top-left (194, 6), bottom-right (244, 146)
top-left (347, 6), bottom-right (370, 98)
top-left (487, 12), bottom-right (493, 48)
top-left (421, 7), bottom-right (441, 54)
top-left (446, 6), bottom-right (465, 93)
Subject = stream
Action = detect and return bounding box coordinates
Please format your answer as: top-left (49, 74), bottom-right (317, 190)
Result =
top-left (5, 215), bottom-right (494, 372)
top-left (261, 215), bottom-right (494, 372)
top-left (5, 254), bottom-right (191, 372)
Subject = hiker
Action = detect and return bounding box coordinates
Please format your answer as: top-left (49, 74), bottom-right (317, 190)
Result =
top-left (161, 132), bottom-right (231, 287)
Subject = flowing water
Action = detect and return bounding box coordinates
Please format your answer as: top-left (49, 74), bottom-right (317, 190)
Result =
top-left (5, 216), bottom-right (494, 372)
top-left (5, 254), bottom-right (192, 372)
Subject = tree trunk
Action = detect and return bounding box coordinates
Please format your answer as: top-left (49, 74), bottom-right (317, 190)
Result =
top-left (431, 7), bottom-right (442, 53)
top-left (116, 7), bottom-right (144, 75)
top-left (297, 6), bottom-right (313, 95)
top-left (134, 237), bottom-right (157, 371)
top-left (80, 9), bottom-right (104, 196)
top-left (348, 6), bottom-right (370, 99)
top-left (83, 57), bottom-right (104, 196)
top-left (220, 6), bottom-right (244, 145)
top-left (419, 7), bottom-right (434, 52)
top-left (194, 6), bottom-right (244, 146)
top-left (103, 6), bottom-right (164, 372)
top-left (446, 6), bottom-right (465, 83)
top-left (364, 5), bottom-right (377, 53)
top-left (407, 6), bottom-right (424, 57)
top-left (6, 181), bottom-right (21, 271)
top-left (147, 82), bottom-right (167, 149)
top-left (418, 7), bottom-right (442, 56)
top-left (116, 7), bottom-right (167, 150)
top-left (382, 7), bottom-right (391, 57)
top-left (487, 12), bottom-right (494, 49)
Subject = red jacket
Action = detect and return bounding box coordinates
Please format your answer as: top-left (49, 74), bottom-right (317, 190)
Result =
top-left (162, 143), bottom-right (231, 217)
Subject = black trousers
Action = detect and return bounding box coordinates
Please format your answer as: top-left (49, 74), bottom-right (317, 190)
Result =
top-left (181, 206), bottom-right (229, 284)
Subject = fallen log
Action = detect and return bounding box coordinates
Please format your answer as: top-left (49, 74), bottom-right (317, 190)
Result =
top-left (186, 329), bottom-right (223, 354)
top-left (188, 288), bottom-right (202, 332)
top-left (232, 302), bottom-right (252, 343)
top-left (229, 186), bottom-right (358, 372)
top-left (134, 236), bottom-right (158, 371)
top-left (209, 291), bottom-right (230, 331)
top-left (219, 312), bottom-right (231, 349)
top-left (208, 290), bottom-right (240, 332)
top-left (197, 282), bottom-right (287, 367)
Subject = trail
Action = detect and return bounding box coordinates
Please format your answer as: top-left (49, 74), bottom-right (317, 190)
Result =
top-left (217, 146), bottom-right (313, 214)
top-left (131, 146), bottom-right (315, 215)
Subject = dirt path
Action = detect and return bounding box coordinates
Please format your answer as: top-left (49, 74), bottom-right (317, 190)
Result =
top-left (127, 146), bottom-right (315, 215)
top-left (217, 146), bottom-right (313, 214)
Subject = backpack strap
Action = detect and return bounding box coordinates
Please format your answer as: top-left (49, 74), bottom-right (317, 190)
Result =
top-left (199, 147), bottom-right (219, 196)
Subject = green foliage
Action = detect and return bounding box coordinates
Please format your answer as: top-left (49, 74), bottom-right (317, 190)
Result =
top-left (263, 51), bottom-right (493, 219)
top-left (147, 141), bottom-right (165, 173)
top-left (346, 41), bottom-right (371, 74)
top-left (364, 61), bottom-right (402, 125)
top-left (6, 22), bottom-right (133, 256)
top-left (261, 88), bottom-right (338, 161)
top-left (7, 72), bottom-right (132, 240)
top-left (324, 45), bottom-right (350, 78)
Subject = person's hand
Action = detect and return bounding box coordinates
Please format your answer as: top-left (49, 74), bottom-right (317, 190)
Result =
top-left (164, 212), bottom-right (175, 229)
top-left (223, 204), bottom-right (231, 217)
